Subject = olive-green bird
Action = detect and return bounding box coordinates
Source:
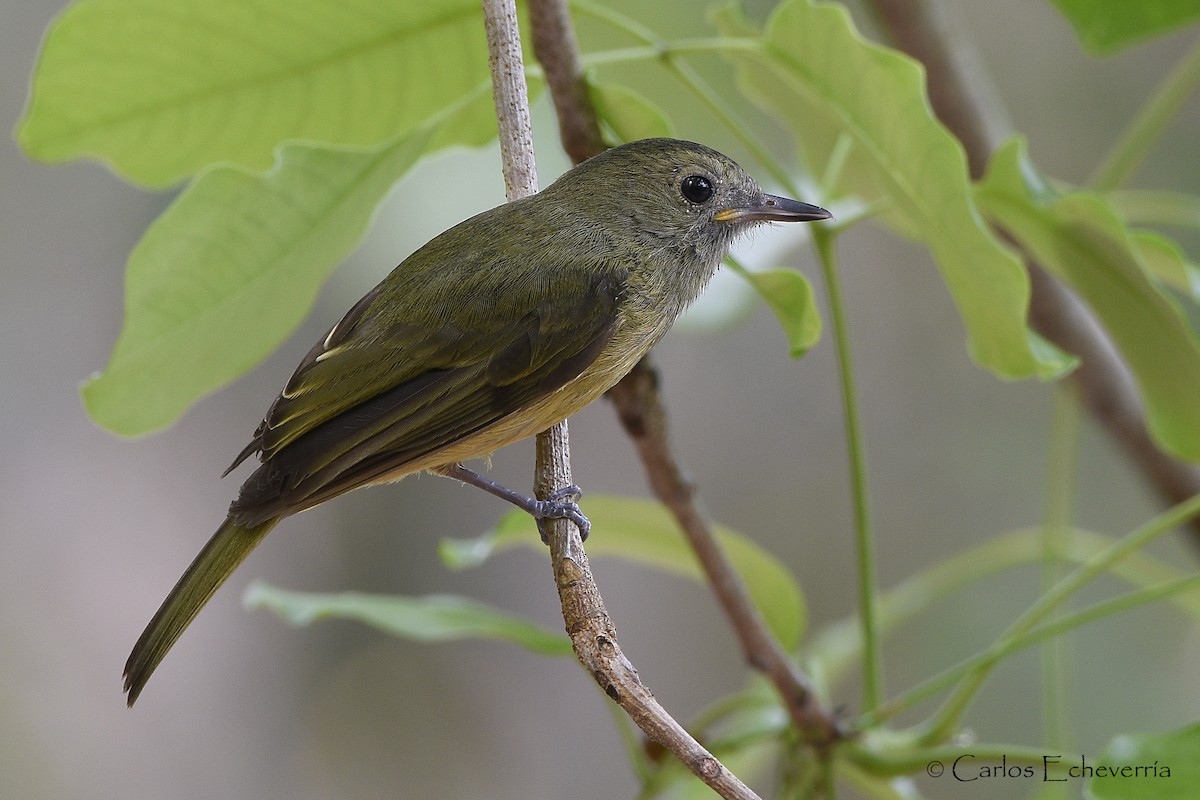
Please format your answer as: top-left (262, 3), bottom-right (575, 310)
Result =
top-left (123, 138), bottom-right (830, 704)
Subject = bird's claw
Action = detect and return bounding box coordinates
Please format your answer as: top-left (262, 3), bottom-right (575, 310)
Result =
top-left (535, 484), bottom-right (590, 542)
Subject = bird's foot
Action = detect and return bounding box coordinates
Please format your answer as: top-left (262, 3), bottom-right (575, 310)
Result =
top-left (535, 484), bottom-right (590, 543)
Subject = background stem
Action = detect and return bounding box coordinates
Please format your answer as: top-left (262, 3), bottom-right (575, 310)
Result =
top-left (1040, 388), bottom-right (1080, 759)
top-left (813, 228), bottom-right (882, 713)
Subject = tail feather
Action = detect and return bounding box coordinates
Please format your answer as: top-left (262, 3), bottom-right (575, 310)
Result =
top-left (124, 516), bottom-right (277, 706)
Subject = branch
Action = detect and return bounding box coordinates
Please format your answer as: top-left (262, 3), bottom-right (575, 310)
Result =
top-left (529, 0), bottom-right (605, 164)
top-left (482, 2), bottom-right (759, 796)
top-left (609, 361), bottom-right (843, 746)
top-left (528, 0), bottom-right (843, 748)
top-left (483, 0), bottom-right (538, 199)
top-left (870, 0), bottom-right (1200, 543)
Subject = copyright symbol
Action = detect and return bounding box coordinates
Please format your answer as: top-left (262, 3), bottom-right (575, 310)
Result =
top-left (927, 760), bottom-right (944, 777)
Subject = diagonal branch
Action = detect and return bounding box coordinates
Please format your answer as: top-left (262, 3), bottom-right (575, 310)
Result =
top-left (608, 360), bottom-right (843, 747)
top-left (528, 0), bottom-right (843, 749)
top-left (482, 1), bottom-right (760, 795)
top-left (871, 0), bottom-right (1200, 544)
top-left (529, 0), bottom-right (605, 164)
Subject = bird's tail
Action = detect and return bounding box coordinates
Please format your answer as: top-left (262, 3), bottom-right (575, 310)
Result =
top-left (124, 516), bottom-right (277, 706)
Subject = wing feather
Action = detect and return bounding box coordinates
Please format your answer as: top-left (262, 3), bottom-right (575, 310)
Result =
top-left (228, 264), bottom-right (625, 525)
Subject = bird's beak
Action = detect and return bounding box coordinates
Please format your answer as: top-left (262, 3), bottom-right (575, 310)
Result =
top-left (714, 194), bottom-right (832, 223)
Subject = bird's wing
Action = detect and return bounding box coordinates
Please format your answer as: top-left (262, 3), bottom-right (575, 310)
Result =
top-left (228, 261), bottom-right (626, 523)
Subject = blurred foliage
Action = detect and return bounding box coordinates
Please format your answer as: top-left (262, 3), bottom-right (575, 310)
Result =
top-left (1048, 0), bottom-right (1200, 54)
top-left (244, 583), bottom-right (574, 657)
top-left (1088, 722), bottom-right (1200, 799)
top-left (977, 138), bottom-right (1200, 460)
top-left (442, 494), bottom-right (807, 650)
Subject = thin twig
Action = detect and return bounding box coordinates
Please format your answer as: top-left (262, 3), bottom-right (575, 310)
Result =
top-left (870, 0), bottom-right (1200, 544)
top-left (527, 0), bottom-right (843, 748)
top-left (481, 1), bottom-right (760, 796)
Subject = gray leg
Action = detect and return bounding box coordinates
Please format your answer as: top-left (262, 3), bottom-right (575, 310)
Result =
top-left (434, 463), bottom-right (591, 541)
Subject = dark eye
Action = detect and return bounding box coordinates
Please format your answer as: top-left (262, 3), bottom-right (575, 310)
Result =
top-left (680, 175), bottom-right (715, 204)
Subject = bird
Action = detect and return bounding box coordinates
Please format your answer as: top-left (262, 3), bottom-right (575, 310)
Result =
top-left (123, 137), bottom-right (830, 705)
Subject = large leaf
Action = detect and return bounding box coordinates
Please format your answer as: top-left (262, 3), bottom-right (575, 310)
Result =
top-left (244, 583), bottom-right (573, 657)
top-left (18, 0), bottom-right (490, 187)
top-left (81, 90), bottom-right (498, 435)
top-left (714, 0), bottom-right (1072, 381)
top-left (441, 494), bottom-right (807, 650)
top-left (1048, 0), bottom-right (1200, 54)
top-left (1086, 722), bottom-right (1200, 799)
top-left (977, 138), bottom-right (1200, 461)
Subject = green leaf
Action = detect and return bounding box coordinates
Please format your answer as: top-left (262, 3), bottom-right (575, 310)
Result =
top-left (1111, 190), bottom-right (1200, 232)
top-left (589, 80), bottom-right (674, 143)
top-left (1048, 0), bottom-right (1200, 54)
top-left (730, 264), bottom-right (822, 358)
top-left (441, 494), bottom-right (807, 650)
top-left (714, 0), bottom-right (1071, 382)
top-left (18, 0), bottom-right (491, 187)
top-left (1132, 230), bottom-right (1200, 301)
top-left (243, 582), bottom-right (573, 657)
top-left (977, 138), bottom-right (1200, 461)
top-left (81, 90), bottom-right (495, 435)
top-left (1086, 722), bottom-right (1200, 799)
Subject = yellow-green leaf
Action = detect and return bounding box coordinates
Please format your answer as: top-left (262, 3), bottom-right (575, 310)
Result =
top-left (1087, 722), bottom-right (1200, 798)
top-left (977, 138), bottom-right (1200, 461)
top-left (714, 0), bottom-right (1072, 381)
top-left (1049, 0), bottom-right (1200, 54)
top-left (81, 90), bottom-right (496, 435)
top-left (1132, 230), bottom-right (1200, 302)
top-left (732, 265), bottom-right (822, 358)
top-left (18, 0), bottom-right (491, 187)
top-left (244, 583), bottom-right (572, 657)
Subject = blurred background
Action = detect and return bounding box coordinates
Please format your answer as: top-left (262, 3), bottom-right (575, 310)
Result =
top-left (3, 0), bottom-right (1199, 797)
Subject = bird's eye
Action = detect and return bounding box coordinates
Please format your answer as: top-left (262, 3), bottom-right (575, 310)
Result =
top-left (680, 175), bottom-right (715, 204)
